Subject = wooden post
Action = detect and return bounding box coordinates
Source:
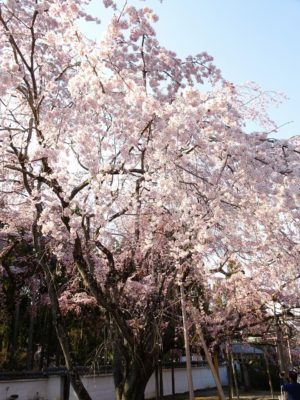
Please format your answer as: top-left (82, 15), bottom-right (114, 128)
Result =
top-left (230, 346), bottom-right (239, 400)
top-left (287, 336), bottom-right (293, 368)
top-left (195, 322), bottom-right (226, 400)
top-left (213, 351), bottom-right (221, 400)
top-left (171, 359), bottom-right (175, 397)
top-left (263, 348), bottom-right (274, 399)
top-left (26, 306), bottom-right (35, 370)
top-left (274, 305), bottom-right (287, 373)
top-left (276, 323), bottom-right (286, 372)
top-left (155, 365), bottom-right (159, 400)
top-left (226, 344), bottom-right (233, 400)
top-left (240, 352), bottom-right (250, 391)
top-left (159, 360), bottom-right (164, 399)
top-left (180, 284), bottom-right (194, 400)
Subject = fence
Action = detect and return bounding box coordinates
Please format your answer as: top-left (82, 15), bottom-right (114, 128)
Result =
top-left (1, 364), bottom-right (228, 400)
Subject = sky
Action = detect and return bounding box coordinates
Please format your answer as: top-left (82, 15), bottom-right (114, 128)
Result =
top-left (80, 0), bottom-right (300, 139)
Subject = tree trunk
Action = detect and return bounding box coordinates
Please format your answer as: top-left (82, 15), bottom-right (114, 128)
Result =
top-left (43, 263), bottom-right (92, 400)
top-left (32, 204), bottom-right (91, 399)
top-left (213, 351), bottom-right (221, 400)
top-left (113, 339), bottom-right (154, 400)
top-left (114, 364), bottom-right (152, 400)
top-left (1, 242), bottom-right (18, 368)
top-left (26, 307), bottom-right (35, 370)
top-left (63, 374), bottom-right (71, 400)
top-left (8, 298), bottom-right (20, 368)
top-left (116, 381), bottom-right (147, 400)
top-left (227, 359), bottom-right (233, 400)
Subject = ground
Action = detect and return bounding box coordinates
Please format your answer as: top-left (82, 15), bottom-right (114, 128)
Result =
top-left (157, 389), bottom-right (278, 400)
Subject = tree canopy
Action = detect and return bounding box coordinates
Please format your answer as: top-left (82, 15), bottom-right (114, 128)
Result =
top-left (0, 1), bottom-right (299, 399)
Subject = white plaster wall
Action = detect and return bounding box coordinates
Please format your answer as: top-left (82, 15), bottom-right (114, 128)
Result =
top-left (0, 365), bottom-right (228, 400)
top-left (0, 378), bottom-right (48, 400)
top-left (145, 365), bottom-right (228, 398)
top-left (47, 376), bottom-right (63, 400)
top-left (70, 365), bottom-right (228, 400)
top-left (219, 366), bottom-right (228, 386)
top-left (69, 374), bottom-right (116, 400)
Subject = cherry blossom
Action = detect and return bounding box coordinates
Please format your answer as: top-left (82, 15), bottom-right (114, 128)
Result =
top-left (1, 1), bottom-right (299, 399)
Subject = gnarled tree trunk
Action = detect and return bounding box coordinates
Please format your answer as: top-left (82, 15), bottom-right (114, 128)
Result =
top-left (113, 338), bottom-right (155, 400)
